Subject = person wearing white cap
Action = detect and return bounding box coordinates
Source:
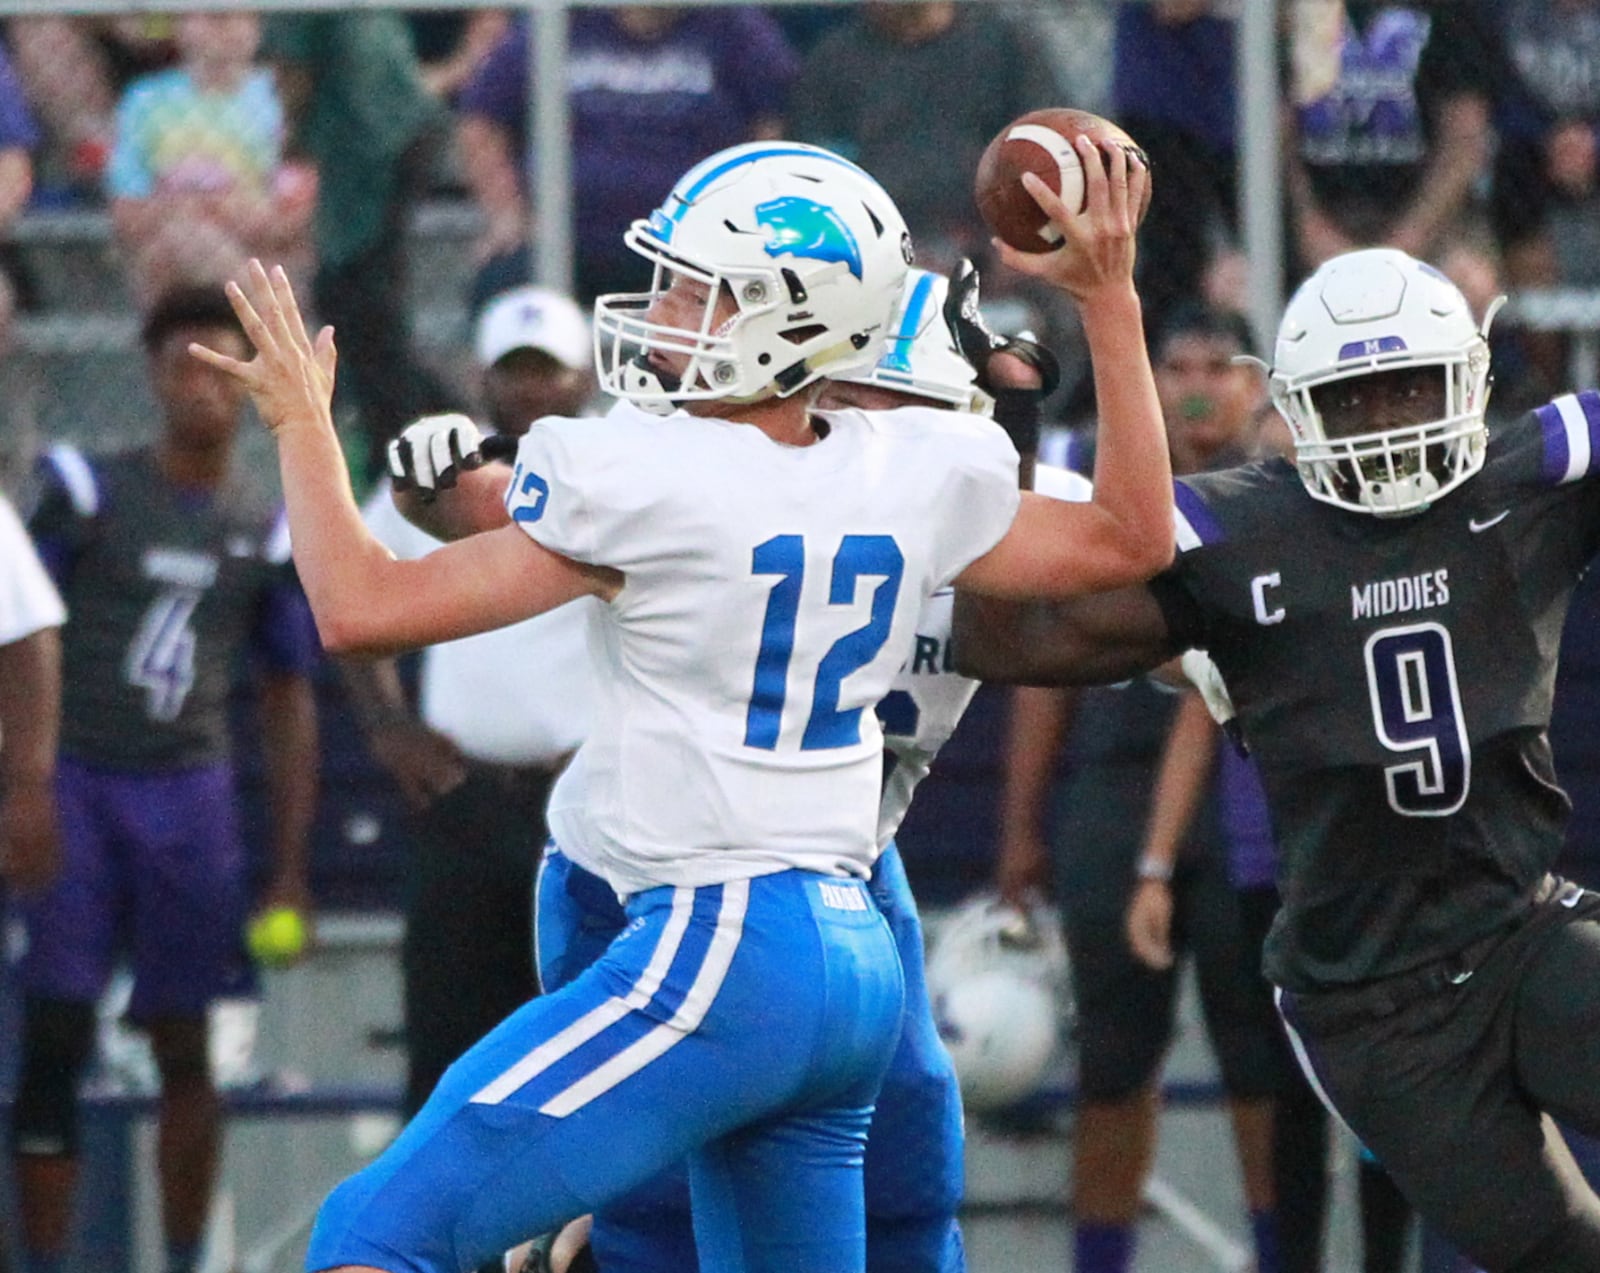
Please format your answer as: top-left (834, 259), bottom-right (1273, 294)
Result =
top-left (340, 284), bottom-right (598, 1116)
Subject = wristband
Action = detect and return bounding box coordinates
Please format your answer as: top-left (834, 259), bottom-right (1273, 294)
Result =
top-left (992, 388), bottom-right (1042, 454)
top-left (1136, 854), bottom-right (1173, 883)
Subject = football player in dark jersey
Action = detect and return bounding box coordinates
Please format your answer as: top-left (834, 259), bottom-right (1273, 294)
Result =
top-left (955, 245), bottom-right (1600, 1271)
top-left (10, 287), bottom-right (322, 1273)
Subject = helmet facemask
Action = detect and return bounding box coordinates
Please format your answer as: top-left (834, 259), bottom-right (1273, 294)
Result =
top-left (1278, 348), bottom-right (1491, 516)
top-left (1269, 248), bottom-right (1499, 517)
top-left (593, 143), bottom-right (911, 415)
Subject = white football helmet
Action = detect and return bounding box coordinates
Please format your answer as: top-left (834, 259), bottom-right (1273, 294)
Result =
top-left (594, 142), bottom-right (913, 412)
top-left (926, 893), bottom-right (1071, 1112)
top-left (835, 268), bottom-right (990, 413)
top-left (1270, 247), bottom-right (1499, 517)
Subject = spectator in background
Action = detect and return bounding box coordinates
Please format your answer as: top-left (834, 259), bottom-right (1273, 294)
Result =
top-left (107, 12), bottom-right (315, 309)
top-left (0, 34), bottom-right (37, 356)
top-left (1111, 0), bottom-right (1239, 343)
top-left (406, 9), bottom-right (510, 103)
top-left (1284, 0), bottom-right (1495, 280)
top-left (9, 286), bottom-right (320, 1273)
top-left (1480, 0), bottom-right (1600, 402)
top-left (262, 11), bottom-right (463, 480)
top-left (788, 1), bottom-right (1059, 275)
top-left (0, 488), bottom-right (64, 907)
top-left (0, 486), bottom-right (64, 1273)
top-left (1129, 682), bottom-right (1418, 1273)
top-left (996, 306), bottom-right (1284, 1273)
top-left (456, 5), bottom-right (795, 308)
top-left (6, 14), bottom-right (176, 202)
top-left (341, 285), bottom-right (597, 1117)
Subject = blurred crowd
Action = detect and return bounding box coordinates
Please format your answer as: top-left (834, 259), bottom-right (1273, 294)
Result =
top-left (0, 1), bottom-right (1593, 459)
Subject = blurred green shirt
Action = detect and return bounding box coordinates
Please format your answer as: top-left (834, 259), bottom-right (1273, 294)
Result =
top-left (262, 12), bottom-right (446, 266)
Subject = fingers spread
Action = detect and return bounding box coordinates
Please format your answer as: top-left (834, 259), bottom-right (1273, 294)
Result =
top-left (224, 277), bottom-right (279, 362)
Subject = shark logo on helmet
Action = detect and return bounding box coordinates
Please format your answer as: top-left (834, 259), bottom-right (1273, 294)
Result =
top-left (755, 196), bottom-right (863, 280)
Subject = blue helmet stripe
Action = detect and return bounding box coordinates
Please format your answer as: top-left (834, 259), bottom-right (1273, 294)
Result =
top-left (652, 145), bottom-right (871, 243)
top-left (881, 271), bottom-right (937, 374)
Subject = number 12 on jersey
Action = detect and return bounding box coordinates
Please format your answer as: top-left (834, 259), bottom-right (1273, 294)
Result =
top-left (745, 533), bottom-right (904, 752)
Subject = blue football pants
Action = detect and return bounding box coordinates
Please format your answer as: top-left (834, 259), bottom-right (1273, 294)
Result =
top-left (307, 868), bottom-right (904, 1273)
top-left (537, 844), bottom-right (967, 1273)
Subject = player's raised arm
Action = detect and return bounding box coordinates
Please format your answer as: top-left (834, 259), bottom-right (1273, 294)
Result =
top-left (957, 135), bottom-right (1171, 598)
top-left (190, 262), bottom-right (618, 656)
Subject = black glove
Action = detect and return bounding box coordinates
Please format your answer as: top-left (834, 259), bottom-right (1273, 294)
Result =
top-left (942, 258), bottom-right (1062, 398)
top-left (942, 258), bottom-right (1060, 453)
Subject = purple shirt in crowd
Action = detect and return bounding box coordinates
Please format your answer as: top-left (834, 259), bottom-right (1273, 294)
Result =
top-left (459, 10), bottom-right (797, 267)
top-left (0, 39), bottom-right (39, 152)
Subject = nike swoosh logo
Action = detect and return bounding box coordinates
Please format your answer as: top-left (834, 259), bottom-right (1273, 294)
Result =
top-left (1562, 891), bottom-right (1583, 909)
top-left (1468, 510), bottom-right (1509, 533)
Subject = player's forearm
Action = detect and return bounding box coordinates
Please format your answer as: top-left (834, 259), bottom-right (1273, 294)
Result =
top-left (1390, 97), bottom-right (1490, 256)
top-left (1139, 690), bottom-right (1218, 874)
top-left (274, 417), bottom-right (423, 651)
top-left (1078, 286), bottom-right (1174, 581)
top-left (458, 114), bottom-right (527, 237)
top-left (0, 628), bottom-right (61, 788)
top-left (394, 465), bottom-right (513, 541)
top-left (953, 588), bottom-right (1175, 685)
top-left (998, 686), bottom-right (1070, 844)
top-left (258, 671), bottom-right (317, 896)
top-left (336, 655), bottom-right (412, 735)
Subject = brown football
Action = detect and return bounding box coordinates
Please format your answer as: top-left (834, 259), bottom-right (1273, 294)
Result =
top-left (974, 108), bottom-right (1152, 253)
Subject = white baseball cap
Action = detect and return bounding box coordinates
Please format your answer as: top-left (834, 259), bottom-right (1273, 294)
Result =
top-left (475, 285), bottom-right (591, 371)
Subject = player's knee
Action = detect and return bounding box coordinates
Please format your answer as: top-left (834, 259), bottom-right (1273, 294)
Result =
top-left (1078, 1030), bottom-right (1166, 1102)
top-left (148, 1018), bottom-right (213, 1089)
top-left (13, 997), bottom-right (97, 1157)
top-left (1211, 1029), bottom-right (1283, 1101)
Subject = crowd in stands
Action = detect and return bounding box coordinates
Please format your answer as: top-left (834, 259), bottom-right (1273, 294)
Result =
top-left (8, 4), bottom-right (1600, 1272)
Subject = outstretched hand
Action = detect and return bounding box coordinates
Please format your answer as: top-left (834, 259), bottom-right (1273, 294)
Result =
top-left (993, 136), bottom-right (1147, 303)
top-left (189, 259), bottom-right (337, 437)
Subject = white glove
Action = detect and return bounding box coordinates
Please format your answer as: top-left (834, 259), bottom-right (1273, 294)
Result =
top-left (1180, 647), bottom-right (1237, 730)
top-left (388, 413), bottom-right (485, 499)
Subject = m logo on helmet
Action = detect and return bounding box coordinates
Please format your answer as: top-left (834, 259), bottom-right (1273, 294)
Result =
top-left (756, 196), bottom-right (863, 279)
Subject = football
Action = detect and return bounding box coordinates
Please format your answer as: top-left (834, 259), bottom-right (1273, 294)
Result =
top-left (974, 108), bottom-right (1152, 253)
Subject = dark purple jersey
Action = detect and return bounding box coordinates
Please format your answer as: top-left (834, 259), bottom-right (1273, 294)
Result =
top-left (1151, 395), bottom-right (1600, 989)
top-left (28, 444), bottom-right (319, 770)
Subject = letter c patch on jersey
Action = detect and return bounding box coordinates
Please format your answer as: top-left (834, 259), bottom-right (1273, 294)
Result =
top-left (1252, 572), bottom-right (1285, 625)
top-left (511, 470), bottom-right (550, 524)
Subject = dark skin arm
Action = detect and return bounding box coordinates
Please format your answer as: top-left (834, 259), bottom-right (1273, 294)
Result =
top-left (951, 582), bottom-right (1179, 687)
top-left (337, 655), bottom-right (467, 809)
top-left (0, 627), bottom-right (62, 895)
top-left (255, 668), bottom-right (318, 938)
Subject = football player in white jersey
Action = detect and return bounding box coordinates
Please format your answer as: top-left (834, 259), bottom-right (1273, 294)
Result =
top-left (517, 265), bottom-right (1089, 1273)
top-left (191, 138), bottom-right (1166, 1273)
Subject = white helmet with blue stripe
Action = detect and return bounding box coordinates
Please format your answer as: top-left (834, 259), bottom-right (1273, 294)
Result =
top-left (1270, 247), bottom-right (1498, 517)
top-left (594, 142), bottom-right (913, 411)
top-left (834, 269), bottom-right (990, 414)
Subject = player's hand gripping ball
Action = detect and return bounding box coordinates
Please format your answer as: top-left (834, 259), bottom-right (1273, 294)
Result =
top-left (247, 906), bottom-right (308, 968)
top-left (975, 108), bottom-right (1152, 253)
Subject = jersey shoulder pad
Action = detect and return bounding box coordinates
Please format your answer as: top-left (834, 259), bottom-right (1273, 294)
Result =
top-left (1172, 457), bottom-right (1298, 553)
top-left (1493, 392), bottom-right (1600, 492)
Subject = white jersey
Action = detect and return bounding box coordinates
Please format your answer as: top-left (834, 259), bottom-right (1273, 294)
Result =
top-left (363, 477), bottom-right (598, 768)
top-left (0, 492), bottom-right (65, 645)
top-left (875, 462), bottom-right (1091, 848)
top-left (507, 402), bottom-right (1019, 894)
